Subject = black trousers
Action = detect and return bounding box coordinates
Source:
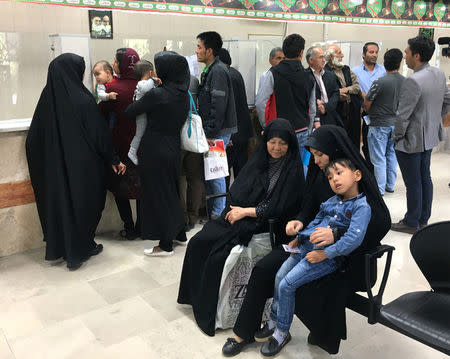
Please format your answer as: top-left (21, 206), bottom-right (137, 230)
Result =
top-left (114, 198), bottom-right (141, 233)
top-left (226, 139), bottom-right (249, 190)
top-left (233, 247), bottom-right (289, 341)
top-left (180, 150), bottom-right (204, 225)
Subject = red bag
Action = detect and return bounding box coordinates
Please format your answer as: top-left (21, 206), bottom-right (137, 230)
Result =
top-left (265, 92), bottom-right (277, 126)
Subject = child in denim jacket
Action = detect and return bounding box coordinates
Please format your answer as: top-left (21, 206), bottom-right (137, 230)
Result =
top-left (260, 158), bottom-right (372, 357)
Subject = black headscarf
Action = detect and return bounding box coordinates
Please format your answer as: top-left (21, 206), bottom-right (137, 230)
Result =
top-left (154, 51), bottom-right (190, 94)
top-left (26, 53), bottom-right (115, 263)
top-left (227, 118), bottom-right (304, 244)
top-left (305, 125), bottom-right (391, 272)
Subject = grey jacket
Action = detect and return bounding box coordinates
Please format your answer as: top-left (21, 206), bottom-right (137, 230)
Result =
top-left (394, 63), bottom-right (450, 153)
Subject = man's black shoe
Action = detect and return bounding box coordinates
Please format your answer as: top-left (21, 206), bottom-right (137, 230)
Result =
top-left (391, 220), bottom-right (417, 235)
top-left (260, 333), bottom-right (291, 357)
top-left (222, 338), bottom-right (251, 357)
top-left (254, 323), bottom-right (275, 342)
top-left (385, 188), bottom-right (394, 193)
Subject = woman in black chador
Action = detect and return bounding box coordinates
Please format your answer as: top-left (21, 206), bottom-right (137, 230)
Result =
top-left (26, 53), bottom-right (123, 270)
top-left (178, 118), bottom-right (305, 336)
top-left (222, 125), bottom-right (391, 356)
top-left (125, 51), bottom-right (190, 256)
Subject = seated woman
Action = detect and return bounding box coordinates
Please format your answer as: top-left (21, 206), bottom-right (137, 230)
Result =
top-left (177, 119), bottom-right (305, 336)
top-left (222, 125), bottom-right (391, 356)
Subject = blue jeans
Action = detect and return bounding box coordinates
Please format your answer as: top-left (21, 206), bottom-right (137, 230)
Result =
top-left (205, 134), bottom-right (231, 216)
top-left (396, 149), bottom-right (433, 227)
top-left (367, 126), bottom-right (397, 195)
top-left (270, 241), bottom-right (337, 333)
top-left (296, 129), bottom-right (310, 178)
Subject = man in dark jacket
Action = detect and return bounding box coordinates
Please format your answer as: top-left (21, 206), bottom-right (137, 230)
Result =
top-left (305, 46), bottom-right (342, 128)
top-left (196, 31), bottom-right (237, 218)
top-left (324, 44), bottom-right (362, 150)
top-left (254, 33), bottom-right (316, 176)
top-left (218, 48), bottom-right (254, 184)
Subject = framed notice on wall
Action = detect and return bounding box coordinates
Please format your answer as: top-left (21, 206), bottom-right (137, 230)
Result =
top-left (88, 10), bottom-right (113, 39)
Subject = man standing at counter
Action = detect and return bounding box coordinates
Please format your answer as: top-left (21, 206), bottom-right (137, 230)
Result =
top-left (196, 31), bottom-right (237, 219)
top-left (352, 42), bottom-right (386, 165)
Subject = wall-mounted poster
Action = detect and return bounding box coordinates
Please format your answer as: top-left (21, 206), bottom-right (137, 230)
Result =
top-left (88, 10), bottom-right (113, 39)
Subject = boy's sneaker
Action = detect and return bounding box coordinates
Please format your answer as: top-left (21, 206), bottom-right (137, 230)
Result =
top-left (128, 147), bottom-right (138, 165)
top-left (254, 323), bottom-right (275, 342)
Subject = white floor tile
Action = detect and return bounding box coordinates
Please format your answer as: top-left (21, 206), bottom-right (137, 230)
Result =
top-left (0, 330), bottom-right (14, 359)
top-left (80, 296), bottom-right (167, 346)
top-left (9, 318), bottom-right (98, 359)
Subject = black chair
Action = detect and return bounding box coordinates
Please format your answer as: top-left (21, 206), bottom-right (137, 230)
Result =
top-left (378, 221), bottom-right (450, 355)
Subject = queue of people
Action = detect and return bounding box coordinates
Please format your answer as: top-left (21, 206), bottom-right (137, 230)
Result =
top-left (26, 30), bottom-right (449, 356)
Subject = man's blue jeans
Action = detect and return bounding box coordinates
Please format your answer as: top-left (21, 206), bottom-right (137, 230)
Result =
top-left (296, 129), bottom-right (310, 178)
top-left (205, 134), bottom-right (231, 216)
top-left (270, 241), bottom-right (337, 333)
top-left (396, 149), bottom-right (433, 227)
top-left (367, 126), bottom-right (397, 195)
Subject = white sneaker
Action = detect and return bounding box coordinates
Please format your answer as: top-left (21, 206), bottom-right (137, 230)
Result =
top-left (174, 238), bottom-right (190, 246)
top-left (144, 247), bottom-right (174, 257)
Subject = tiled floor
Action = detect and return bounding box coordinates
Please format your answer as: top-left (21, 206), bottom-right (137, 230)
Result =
top-left (1, 152), bottom-right (449, 359)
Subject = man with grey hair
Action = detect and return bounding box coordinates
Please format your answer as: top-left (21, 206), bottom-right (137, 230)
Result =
top-left (306, 46), bottom-right (341, 127)
top-left (325, 44), bottom-right (362, 149)
top-left (255, 47), bottom-right (284, 127)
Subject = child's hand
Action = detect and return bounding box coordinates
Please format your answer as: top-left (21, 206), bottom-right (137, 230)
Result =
top-left (154, 77), bottom-right (162, 86)
top-left (107, 92), bottom-right (118, 100)
top-left (288, 238), bottom-right (298, 248)
top-left (305, 250), bottom-right (327, 263)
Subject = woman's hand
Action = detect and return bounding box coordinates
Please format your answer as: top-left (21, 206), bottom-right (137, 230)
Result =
top-left (112, 162), bottom-right (126, 175)
top-left (285, 220), bottom-right (303, 236)
top-left (305, 250), bottom-right (327, 263)
top-left (309, 227), bottom-right (334, 247)
top-left (225, 206), bottom-right (252, 225)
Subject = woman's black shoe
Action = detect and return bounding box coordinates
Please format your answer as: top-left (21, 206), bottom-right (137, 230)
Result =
top-left (67, 261), bottom-right (82, 270)
top-left (89, 243), bottom-right (103, 257)
top-left (260, 333), bottom-right (291, 357)
top-left (254, 323), bottom-right (274, 342)
top-left (307, 333), bottom-right (318, 346)
top-left (119, 228), bottom-right (140, 240)
top-left (222, 338), bottom-right (250, 357)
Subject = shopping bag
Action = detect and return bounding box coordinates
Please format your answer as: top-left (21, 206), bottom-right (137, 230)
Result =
top-left (203, 139), bottom-right (229, 181)
top-left (180, 91), bottom-right (209, 153)
top-left (215, 233), bottom-right (273, 330)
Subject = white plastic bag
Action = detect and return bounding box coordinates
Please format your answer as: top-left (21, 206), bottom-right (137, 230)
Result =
top-left (204, 139), bottom-right (229, 180)
top-left (215, 233), bottom-right (273, 330)
top-left (180, 92), bottom-right (209, 153)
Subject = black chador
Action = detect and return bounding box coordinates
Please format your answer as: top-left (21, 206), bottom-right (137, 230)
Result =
top-left (26, 53), bottom-right (117, 269)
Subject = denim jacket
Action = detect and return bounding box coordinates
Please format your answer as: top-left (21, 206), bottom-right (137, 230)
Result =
top-left (299, 193), bottom-right (371, 259)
